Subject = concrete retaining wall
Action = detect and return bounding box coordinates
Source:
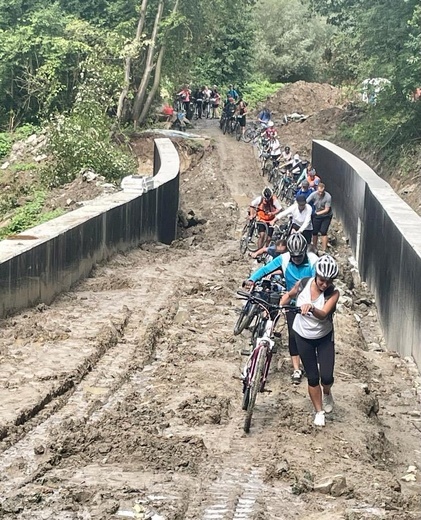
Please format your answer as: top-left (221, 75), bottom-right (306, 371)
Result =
top-left (312, 140), bottom-right (421, 365)
top-left (0, 138), bottom-right (180, 318)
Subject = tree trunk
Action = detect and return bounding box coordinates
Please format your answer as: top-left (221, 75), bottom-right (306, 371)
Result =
top-left (116, 0), bottom-right (149, 122)
top-left (136, 0), bottom-right (179, 126)
top-left (137, 45), bottom-right (165, 125)
top-left (132, 0), bottom-right (164, 128)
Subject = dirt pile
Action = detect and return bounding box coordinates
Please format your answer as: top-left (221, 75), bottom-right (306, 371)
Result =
top-left (259, 81), bottom-right (345, 117)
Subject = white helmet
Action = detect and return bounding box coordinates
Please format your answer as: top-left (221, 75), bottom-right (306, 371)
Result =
top-left (287, 233), bottom-right (307, 257)
top-left (293, 153), bottom-right (300, 162)
top-left (316, 255), bottom-right (339, 280)
top-left (267, 120), bottom-right (274, 127)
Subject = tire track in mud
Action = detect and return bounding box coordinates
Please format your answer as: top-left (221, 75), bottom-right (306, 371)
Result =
top-left (0, 241), bottom-right (247, 504)
top-left (0, 289), bottom-right (168, 495)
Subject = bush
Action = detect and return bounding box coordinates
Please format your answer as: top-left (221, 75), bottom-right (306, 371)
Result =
top-left (0, 191), bottom-right (64, 239)
top-left (44, 75), bottom-right (136, 187)
top-left (0, 133), bottom-right (11, 159)
top-left (242, 79), bottom-right (283, 109)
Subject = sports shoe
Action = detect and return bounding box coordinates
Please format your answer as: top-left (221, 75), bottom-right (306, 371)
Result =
top-left (314, 411), bottom-right (325, 427)
top-left (323, 392), bottom-right (334, 414)
top-left (291, 369), bottom-right (302, 385)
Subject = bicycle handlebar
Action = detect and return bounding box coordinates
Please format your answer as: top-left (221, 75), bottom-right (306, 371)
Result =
top-left (236, 290), bottom-right (300, 313)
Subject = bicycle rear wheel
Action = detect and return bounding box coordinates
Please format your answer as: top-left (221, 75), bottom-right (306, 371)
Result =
top-left (244, 349), bottom-right (266, 433)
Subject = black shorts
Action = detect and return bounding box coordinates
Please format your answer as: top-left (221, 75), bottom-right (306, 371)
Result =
top-left (239, 115), bottom-right (246, 127)
top-left (257, 222), bottom-right (274, 236)
top-left (312, 215), bottom-right (332, 236)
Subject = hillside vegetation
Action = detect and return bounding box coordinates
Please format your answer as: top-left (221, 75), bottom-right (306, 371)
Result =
top-left (0, 0), bottom-right (420, 232)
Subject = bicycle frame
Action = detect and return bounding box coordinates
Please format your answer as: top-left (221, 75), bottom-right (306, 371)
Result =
top-left (243, 311), bottom-right (276, 386)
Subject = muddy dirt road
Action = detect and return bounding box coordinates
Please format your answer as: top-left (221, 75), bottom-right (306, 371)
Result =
top-left (0, 119), bottom-right (420, 519)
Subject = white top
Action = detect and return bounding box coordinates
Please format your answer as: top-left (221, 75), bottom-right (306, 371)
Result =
top-left (269, 139), bottom-right (282, 155)
top-left (275, 202), bottom-right (313, 231)
top-left (292, 278), bottom-right (334, 339)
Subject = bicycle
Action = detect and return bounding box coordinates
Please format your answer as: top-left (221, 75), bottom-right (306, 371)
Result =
top-left (232, 114), bottom-right (244, 141)
top-left (242, 122), bottom-right (261, 143)
top-left (239, 215), bottom-right (268, 254)
top-left (237, 290), bottom-right (298, 433)
top-left (272, 215), bottom-right (294, 242)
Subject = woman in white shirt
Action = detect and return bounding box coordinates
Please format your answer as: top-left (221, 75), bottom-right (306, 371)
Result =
top-left (280, 255), bottom-right (340, 427)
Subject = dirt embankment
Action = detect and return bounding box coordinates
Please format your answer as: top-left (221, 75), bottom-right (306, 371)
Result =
top-left (257, 81), bottom-right (421, 215)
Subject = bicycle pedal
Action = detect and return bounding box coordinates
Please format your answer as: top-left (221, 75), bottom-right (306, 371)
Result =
top-left (240, 349), bottom-right (251, 356)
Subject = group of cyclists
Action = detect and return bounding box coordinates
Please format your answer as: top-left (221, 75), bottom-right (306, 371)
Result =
top-left (173, 83), bottom-right (248, 134)
top-left (239, 110), bottom-right (339, 428)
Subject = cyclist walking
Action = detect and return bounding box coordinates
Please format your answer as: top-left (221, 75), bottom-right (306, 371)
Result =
top-left (249, 187), bottom-right (282, 250)
top-left (279, 255), bottom-right (339, 426)
top-left (236, 97), bottom-right (248, 138)
top-left (210, 86), bottom-right (221, 119)
top-left (274, 195), bottom-right (313, 243)
top-left (245, 233), bottom-right (318, 384)
top-left (307, 183), bottom-right (333, 253)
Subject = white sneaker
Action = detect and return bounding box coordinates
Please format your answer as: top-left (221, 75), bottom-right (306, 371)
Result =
top-left (314, 411), bottom-right (325, 427)
top-left (323, 392), bottom-right (334, 414)
top-left (291, 369), bottom-right (303, 385)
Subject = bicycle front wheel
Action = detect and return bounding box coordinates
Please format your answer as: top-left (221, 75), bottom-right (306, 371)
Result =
top-left (222, 118), bottom-right (228, 135)
top-left (236, 123), bottom-right (242, 141)
top-left (244, 349), bottom-right (266, 433)
top-left (246, 224), bottom-right (260, 252)
top-left (234, 301), bottom-right (251, 335)
top-left (243, 127), bottom-right (254, 143)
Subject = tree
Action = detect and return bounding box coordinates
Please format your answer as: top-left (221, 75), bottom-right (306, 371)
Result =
top-left (253, 0), bottom-right (332, 83)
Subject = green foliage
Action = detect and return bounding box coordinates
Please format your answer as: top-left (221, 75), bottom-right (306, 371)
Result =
top-left (311, 0), bottom-right (421, 166)
top-left (0, 190), bottom-right (64, 239)
top-left (253, 0), bottom-right (333, 83)
top-left (168, 0), bottom-right (256, 89)
top-left (44, 72), bottom-right (136, 187)
top-left (340, 91), bottom-right (421, 165)
top-left (0, 133), bottom-right (11, 158)
top-left (13, 124), bottom-right (40, 140)
top-left (242, 79), bottom-right (283, 108)
top-left (0, 123), bottom-right (41, 161)
top-left (9, 162), bottom-right (38, 173)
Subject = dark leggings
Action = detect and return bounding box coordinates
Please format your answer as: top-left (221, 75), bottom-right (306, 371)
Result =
top-left (294, 330), bottom-right (335, 387)
top-left (286, 311), bottom-right (299, 357)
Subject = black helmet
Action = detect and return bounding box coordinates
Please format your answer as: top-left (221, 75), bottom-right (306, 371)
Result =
top-left (287, 233), bottom-right (307, 257)
top-left (262, 187), bottom-right (273, 200)
top-left (285, 146), bottom-right (290, 152)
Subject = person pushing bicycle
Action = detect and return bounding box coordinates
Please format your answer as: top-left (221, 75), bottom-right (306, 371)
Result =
top-left (249, 187), bottom-right (282, 250)
top-left (244, 233), bottom-right (318, 384)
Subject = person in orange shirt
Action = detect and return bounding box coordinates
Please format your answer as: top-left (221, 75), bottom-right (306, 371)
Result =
top-left (307, 168), bottom-right (321, 188)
